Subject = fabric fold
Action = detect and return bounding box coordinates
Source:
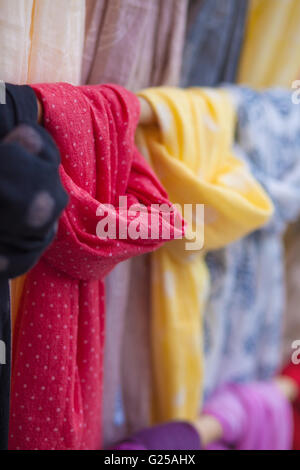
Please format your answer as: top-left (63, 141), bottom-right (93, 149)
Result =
top-left (204, 87), bottom-right (300, 398)
top-left (136, 87), bottom-right (273, 423)
top-left (0, 122), bottom-right (67, 449)
top-left (181, 0), bottom-right (249, 87)
top-left (113, 421), bottom-right (202, 450)
top-left (0, 0), bottom-right (85, 84)
top-left (81, 0), bottom-right (189, 447)
top-left (82, 0), bottom-right (188, 90)
top-left (9, 83), bottom-right (183, 450)
top-left (238, 0), bottom-right (300, 88)
top-left (204, 381), bottom-right (293, 450)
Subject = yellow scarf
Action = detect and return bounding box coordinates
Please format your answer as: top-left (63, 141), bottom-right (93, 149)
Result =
top-left (238, 0), bottom-right (300, 88)
top-left (137, 87), bottom-right (273, 423)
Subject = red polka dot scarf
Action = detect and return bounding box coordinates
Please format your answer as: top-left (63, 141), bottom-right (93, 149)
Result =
top-left (9, 83), bottom-right (183, 450)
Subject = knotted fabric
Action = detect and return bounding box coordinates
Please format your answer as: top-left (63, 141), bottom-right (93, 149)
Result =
top-left (9, 83), bottom-right (183, 450)
top-left (136, 87), bottom-right (273, 423)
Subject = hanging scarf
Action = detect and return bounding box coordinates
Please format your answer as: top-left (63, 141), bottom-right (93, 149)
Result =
top-left (82, 0), bottom-right (188, 90)
top-left (238, 0), bottom-right (300, 88)
top-left (181, 0), bottom-right (249, 87)
top-left (120, 0), bottom-right (248, 440)
top-left (0, 0), bottom-right (85, 85)
top-left (81, 0), bottom-right (189, 446)
top-left (136, 87), bottom-right (273, 423)
top-left (204, 87), bottom-right (300, 398)
top-left (0, 119), bottom-right (67, 449)
top-left (9, 83), bottom-right (183, 450)
top-left (204, 381), bottom-right (293, 450)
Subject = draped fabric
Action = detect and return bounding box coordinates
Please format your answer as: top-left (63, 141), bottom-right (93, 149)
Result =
top-left (236, 1), bottom-right (300, 389)
top-left (81, 0), bottom-right (189, 446)
top-left (9, 83), bottom-right (183, 450)
top-left (238, 0), bottom-right (300, 88)
top-left (181, 0), bottom-right (249, 87)
top-left (204, 382), bottom-right (293, 450)
top-left (0, 0), bottom-right (85, 85)
top-left (136, 87), bottom-right (273, 423)
top-left (204, 87), bottom-right (300, 398)
top-left (82, 0), bottom-right (187, 91)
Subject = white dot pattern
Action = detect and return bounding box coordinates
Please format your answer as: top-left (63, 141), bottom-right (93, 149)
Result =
top-left (9, 82), bottom-right (182, 450)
